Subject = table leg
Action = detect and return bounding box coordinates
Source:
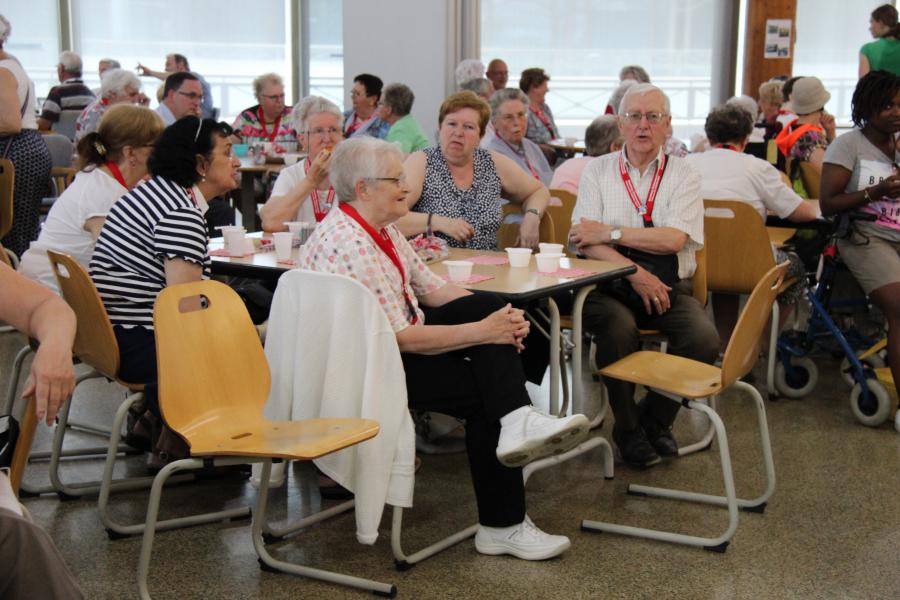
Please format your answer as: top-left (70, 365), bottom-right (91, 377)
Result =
top-left (547, 298), bottom-right (561, 416)
top-left (571, 284), bottom-right (596, 417)
top-left (240, 171), bottom-right (259, 232)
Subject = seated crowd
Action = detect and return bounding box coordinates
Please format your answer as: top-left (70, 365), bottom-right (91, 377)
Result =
top-left (2, 4), bottom-right (900, 593)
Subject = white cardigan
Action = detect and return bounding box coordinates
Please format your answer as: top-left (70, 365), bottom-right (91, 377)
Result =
top-left (262, 269), bottom-right (415, 544)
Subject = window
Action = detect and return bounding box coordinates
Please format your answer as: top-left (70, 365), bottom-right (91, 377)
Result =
top-left (2, 1), bottom-right (61, 100)
top-left (793, 0), bottom-right (886, 125)
top-left (308, 0), bottom-right (343, 107)
top-left (481, 0), bottom-right (718, 140)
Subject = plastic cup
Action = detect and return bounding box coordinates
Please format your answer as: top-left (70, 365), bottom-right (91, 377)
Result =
top-left (505, 247), bottom-right (532, 267)
top-left (273, 231), bottom-right (293, 261)
top-left (564, 136), bottom-right (577, 146)
top-left (536, 252), bottom-right (563, 274)
top-left (538, 243), bottom-right (564, 254)
top-left (285, 221), bottom-right (303, 240)
top-left (444, 260), bottom-right (474, 282)
top-left (222, 227), bottom-right (246, 256)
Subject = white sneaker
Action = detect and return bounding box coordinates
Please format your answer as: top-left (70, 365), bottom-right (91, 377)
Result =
top-left (475, 515), bottom-right (571, 560)
top-left (496, 406), bottom-right (590, 467)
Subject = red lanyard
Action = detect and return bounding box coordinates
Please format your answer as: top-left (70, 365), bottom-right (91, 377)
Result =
top-left (499, 137), bottom-right (540, 180)
top-left (619, 151), bottom-right (667, 225)
top-left (345, 112), bottom-right (374, 137)
top-left (184, 186), bottom-right (199, 207)
top-left (257, 107), bottom-right (282, 143)
top-left (304, 158), bottom-right (335, 222)
top-left (105, 161), bottom-right (127, 188)
top-left (714, 143), bottom-right (741, 152)
top-left (529, 104), bottom-right (554, 135)
top-left (339, 202), bottom-right (419, 325)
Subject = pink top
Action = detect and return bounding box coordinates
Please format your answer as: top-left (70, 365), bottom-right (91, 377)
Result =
top-left (298, 207), bottom-right (446, 332)
top-left (549, 156), bottom-right (596, 195)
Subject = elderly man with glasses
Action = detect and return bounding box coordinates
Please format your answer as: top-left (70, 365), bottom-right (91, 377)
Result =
top-left (156, 71), bottom-right (203, 126)
top-left (260, 95), bottom-right (344, 232)
top-left (569, 83), bottom-right (719, 469)
top-left (231, 73), bottom-right (296, 146)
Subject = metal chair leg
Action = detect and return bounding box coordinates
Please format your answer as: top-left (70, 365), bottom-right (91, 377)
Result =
top-left (2, 345), bottom-right (32, 414)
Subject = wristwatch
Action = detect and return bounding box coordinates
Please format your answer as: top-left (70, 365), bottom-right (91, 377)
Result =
top-left (609, 228), bottom-right (622, 243)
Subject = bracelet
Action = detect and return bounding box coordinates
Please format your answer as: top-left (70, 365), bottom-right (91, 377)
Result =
top-left (863, 187), bottom-right (872, 203)
top-left (426, 212), bottom-right (433, 236)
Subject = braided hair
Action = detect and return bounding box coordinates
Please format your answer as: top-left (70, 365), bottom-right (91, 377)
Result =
top-left (851, 70), bottom-right (900, 128)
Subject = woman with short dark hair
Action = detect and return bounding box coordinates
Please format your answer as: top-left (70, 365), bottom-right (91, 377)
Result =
top-left (343, 73), bottom-right (390, 139)
top-left (518, 68), bottom-right (558, 154)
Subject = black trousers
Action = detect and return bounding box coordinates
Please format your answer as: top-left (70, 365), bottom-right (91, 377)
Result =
top-left (402, 293), bottom-right (531, 527)
top-left (113, 326), bottom-right (159, 417)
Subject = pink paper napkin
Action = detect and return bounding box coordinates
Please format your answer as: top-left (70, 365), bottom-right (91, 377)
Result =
top-left (466, 255), bottom-right (509, 265)
top-left (548, 267), bottom-right (592, 278)
top-left (209, 248), bottom-right (254, 258)
top-left (441, 274), bottom-right (495, 284)
top-left (276, 258), bottom-right (298, 266)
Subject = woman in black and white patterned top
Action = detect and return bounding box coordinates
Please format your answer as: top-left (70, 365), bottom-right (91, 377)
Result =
top-left (397, 91), bottom-right (550, 250)
top-left (90, 116), bottom-right (239, 417)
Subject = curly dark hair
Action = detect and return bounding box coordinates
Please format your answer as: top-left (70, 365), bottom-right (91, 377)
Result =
top-left (704, 104), bottom-right (754, 146)
top-left (148, 116), bottom-right (233, 187)
top-left (851, 70), bottom-right (900, 128)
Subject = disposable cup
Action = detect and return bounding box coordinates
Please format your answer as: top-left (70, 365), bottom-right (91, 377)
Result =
top-left (444, 260), bottom-right (474, 282)
top-left (505, 247), bottom-right (532, 267)
top-left (223, 228), bottom-right (247, 256)
top-left (564, 136), bottom-right (577, 146)
top-left (285, 221), bottom-right (304, 240)
top-left (536, 252), bottom-right (564, 274)
top-left (538, 243), bottom-right (564, 254)
top-left (273, 232), bottom-right (293, 261)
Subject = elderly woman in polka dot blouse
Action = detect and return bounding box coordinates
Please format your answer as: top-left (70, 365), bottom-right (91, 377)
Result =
top-left (396, 91), bottom-right (550, 250)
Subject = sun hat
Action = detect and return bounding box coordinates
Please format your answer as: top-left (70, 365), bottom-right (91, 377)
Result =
top-left (790, 76), bottom-right (831, 115)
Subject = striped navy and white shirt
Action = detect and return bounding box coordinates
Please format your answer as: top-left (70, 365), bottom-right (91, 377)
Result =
top-left (90, 176), bottom-right (210, 329)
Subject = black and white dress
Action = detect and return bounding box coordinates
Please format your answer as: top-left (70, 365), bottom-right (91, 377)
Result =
top-left (413, 146), bottom-right (502, 250)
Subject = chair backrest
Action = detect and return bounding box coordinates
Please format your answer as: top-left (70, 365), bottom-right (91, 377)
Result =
top-left (46, 251), bottom-right (121, 380)
top-left (721, 262), bottom-right (789, 386)
top-left (49, 166), bottom-right (76, 197)
top-left (42, 133), bottom-right (75, 167)
top-left (703, 199), bottom-right (776, 295)
top-left (497, 203), bottom-right (555, 249)
top-left (52, 110), bottom-right (81, 141)
top-left (799, 162), bottom-right (821, 199)
top-left (0, 158), bottom-right (14, 241)
top-left (547, 188), bottom-right (577, 254)
top-left (0, 244), bottom-right (11, 267)
top-left (692, 244), bottom-right (707, 307)
top-left (154, 280), bottom-right (270, 437)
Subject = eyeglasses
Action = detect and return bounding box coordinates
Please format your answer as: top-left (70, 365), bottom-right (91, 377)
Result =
top-left (306, 126), bottom-right (341, 138)
top-left (260, 93), bottom-right (285, 101)
top-left (177, 91), bottom-right (204, 102)
top-left (622, 111), bottom-right (667, 125)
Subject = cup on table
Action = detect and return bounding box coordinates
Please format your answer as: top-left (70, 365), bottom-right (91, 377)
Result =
top-left (284, 221), bottom-right (303, 241)
top-left (538, 243), bottom-right (564, 254)
top-left (221, 226), bottom-right (247, 256)
top-left (564, 136), bottom-right (577, 146)
top-left (536, 252), bottom-right (564, 274)
top-left (273, 231), bottom-right (294, 262)
top-left (444, 260), bottom-right (474, 282)
top-left (505, 247), bottom-right (532, 267)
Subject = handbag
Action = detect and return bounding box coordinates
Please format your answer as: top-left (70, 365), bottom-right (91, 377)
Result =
top-left (606, 246), bottom-right (679, 313)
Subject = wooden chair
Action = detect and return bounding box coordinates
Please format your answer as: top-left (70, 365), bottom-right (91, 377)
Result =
top-left (799, 161), bottom-right (821, 199)
top-left (704, 199), bottom-right (795, 399)
top-left (0, 158), bottom-right (13, 242)
top-left (547, 188), bottom-right (577, 254)
top-left (497, 203), bottom-right (555, 248)
top-left (583, 262), bottom-right (786, 552)
top-left (135, 279), bottom-right (383, 599)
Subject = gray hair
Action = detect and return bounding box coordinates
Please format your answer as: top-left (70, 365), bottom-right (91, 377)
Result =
top-left (455, 58), bottom-right (485, 87)
top-left (382, 83), bottom-right (415, 117)
top-left (584, 115), bottom-right (621, 157)
top-left (100, 68), bottom-right (140, 98)
top-left (99, 58), bottom-right (120, 70)
top-left (330, 137), bottom-right (403, 202)
top-left (460, 78), bottom-right (493, 99)
top-left (0, 14), bottom-right (10, 47)
top-left (489, 87), bottom-right (529, 122)
top-left (253, 73), bottom-right (283, 97)
top-left (618, 83), bottom-right (671, 115)
top-left (292, 95), bottom-right (344, 133)
top-left (619, 65), bottom-right (651, 83)
top-left (608, 79), bottom-right (637, 115)
top-left (59, 50), bottom-right (83, 76)
top-left (726, 94), bottom-right (759, 120)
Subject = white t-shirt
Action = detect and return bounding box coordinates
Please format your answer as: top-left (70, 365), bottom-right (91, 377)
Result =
top-left (268, 160), bottom-right (334, 224)
top-left (0, 57), bottom-right (38, 129)
top-left (19, 168), bottom-right (126, 292)
top-left (686, 148), bottom-right (804, 221)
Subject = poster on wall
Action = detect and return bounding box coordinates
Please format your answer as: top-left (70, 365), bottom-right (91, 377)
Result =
top-left (764, 19), bottom-right (792, 58)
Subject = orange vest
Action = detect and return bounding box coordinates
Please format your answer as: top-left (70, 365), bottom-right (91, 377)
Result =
top-left (775, 119), bottom-right (823, 157)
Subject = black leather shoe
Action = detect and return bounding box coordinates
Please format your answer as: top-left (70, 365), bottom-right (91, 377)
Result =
top-left (612, 426), bottom-right (661, 468)
top-left (642, 419), bottom-right (679, 457)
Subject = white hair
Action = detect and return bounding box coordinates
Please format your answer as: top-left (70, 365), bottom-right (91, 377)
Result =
top-left (99, 58), bottom-right (121, 69)
top-left (489, 87), bottom-right (529, 123)
top-left (330, 137), bottom-right (403, 202)
top-left (0, 14), bottom-right (10, 46)
top-left (618, 83), bottom-right (671, 115)
top-left (59, 50), bottom-right (83, 76)
top-left (726, 94), bottom-right (759, 120)
top-left (292, 95), bottom-right (344, 133)
top-left (100, 68), bottom-right (140, 98)
top-left (455, 59), bottom-right (485, 87)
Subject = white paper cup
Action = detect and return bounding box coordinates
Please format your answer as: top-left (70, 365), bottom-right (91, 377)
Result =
top-left (536, 252), bottom-right (563, 274)
top-left (564, 136), bottom-right (577, 146)
top-left (273, 231), bottom-right (293, 261)
top-left (285, 221), bottom-right (303, 240)
top-left (223, 228), bottom-right (247, 256)
top-left (283, 153), bottom-right (301, 166)
top-left (444, 260), bottom-right (474, 282)
top-left (538, 243), bottom-right (564, 254)
top-left (505, 247), bottom-right (532, 267)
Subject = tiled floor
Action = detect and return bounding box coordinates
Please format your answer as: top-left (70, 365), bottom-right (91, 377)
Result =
top-left (3, 329), bottom-right (899, 600)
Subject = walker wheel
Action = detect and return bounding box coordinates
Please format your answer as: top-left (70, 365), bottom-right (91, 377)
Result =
top-left (774, 357), bottom-right (818, 398)
top-left (849, 380), bottom-right (892, 427)
top-left (839, 355), bottom-right (886, 387)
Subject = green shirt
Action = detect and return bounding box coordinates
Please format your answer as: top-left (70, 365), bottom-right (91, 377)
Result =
top-left (861, 37), bottom-right (900, 75)
top-left (386, 114), bottom-right (430, 153)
